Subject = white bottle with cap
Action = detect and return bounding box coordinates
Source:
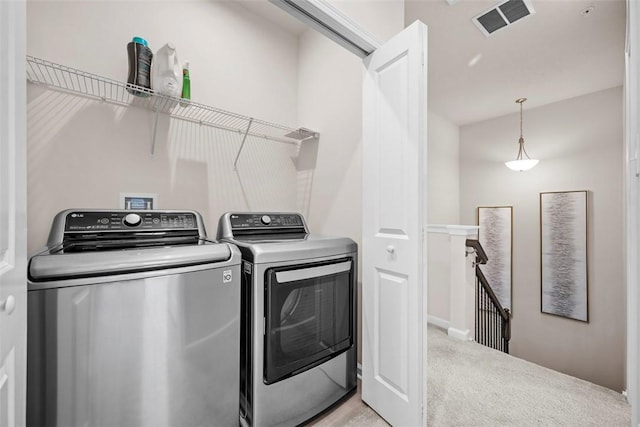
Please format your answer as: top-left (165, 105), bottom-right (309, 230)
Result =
top-left (151, 42), bottom-right (182, 98)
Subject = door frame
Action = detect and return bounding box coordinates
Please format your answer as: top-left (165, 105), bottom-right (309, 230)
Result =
top-left (0, 0), bottom-right (28, 425)
top-left (268, 0), bottom-right (381, 57)
top-left (626, 1), bottom-right (639, 425)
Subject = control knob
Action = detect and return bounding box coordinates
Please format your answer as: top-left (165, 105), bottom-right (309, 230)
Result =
top-left (123, 213), bottom-right (142, 227)
top-left (261, 215), bottom-right (272, 225)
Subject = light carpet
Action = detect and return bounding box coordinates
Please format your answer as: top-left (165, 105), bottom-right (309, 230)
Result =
top-left (427, 325), bottom-right (631, 426)
top-left (311, 326), bottom-right (630, 426)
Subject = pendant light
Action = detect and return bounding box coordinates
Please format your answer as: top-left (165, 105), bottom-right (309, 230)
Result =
top-left (505, 97), bottom-right (539, 171)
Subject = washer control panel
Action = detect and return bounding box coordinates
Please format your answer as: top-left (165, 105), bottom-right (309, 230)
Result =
top-left (64, 211), bottom-right (197, 232)
top-left (229, 213), bottom-right (304, 230)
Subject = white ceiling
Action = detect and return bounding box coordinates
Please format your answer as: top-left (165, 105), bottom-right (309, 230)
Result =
top-left (406, 0), bottom-right (626, 125)
top-left (238, 0), bottom-right (626, 126)
top-left (235, 0), bottom-right (308, 35)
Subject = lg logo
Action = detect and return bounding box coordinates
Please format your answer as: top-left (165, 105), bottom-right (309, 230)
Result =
top-left (223, 270), bottom-right (232, 283)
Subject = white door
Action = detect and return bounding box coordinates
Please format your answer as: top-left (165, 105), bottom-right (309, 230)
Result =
top-left (0, 0), bottom-right (28, 426)
top-left (361, 20), bottom-right (428, 426)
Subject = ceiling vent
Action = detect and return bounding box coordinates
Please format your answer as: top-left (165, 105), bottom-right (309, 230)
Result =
top-left (473, 0), bottom-right (535, 37)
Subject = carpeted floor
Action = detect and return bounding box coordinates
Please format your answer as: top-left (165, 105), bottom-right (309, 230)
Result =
top-left (310, 326), bottom-right (631, 426)
top-left (427, 325), bottom-right (631, 426)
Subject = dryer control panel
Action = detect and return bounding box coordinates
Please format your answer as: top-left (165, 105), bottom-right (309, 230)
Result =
top-left (218, 212), bottom-right (308, 239)
top-left (229, 213), bottom-right (304, 230)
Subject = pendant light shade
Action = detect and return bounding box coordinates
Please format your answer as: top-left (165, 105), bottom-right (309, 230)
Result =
top-left (505, 158), bottom-right (539, 171)
top-left (505, 98), bottom-right (538, 171)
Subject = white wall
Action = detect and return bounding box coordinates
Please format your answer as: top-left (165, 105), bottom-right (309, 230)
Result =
top-left (460, 87), bottom-right (625, 391)
top-left (296, 31), bottom-right (361, 245)
top-left (26, 0), bottom-right (301, 253)
top-left (426, 111), bottom-right (460, 325)
top-left (428, 110), bottom-right (460, 223)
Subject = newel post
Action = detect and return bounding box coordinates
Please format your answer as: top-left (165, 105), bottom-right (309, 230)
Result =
top-left (427, 225), bottom-right (479, 341)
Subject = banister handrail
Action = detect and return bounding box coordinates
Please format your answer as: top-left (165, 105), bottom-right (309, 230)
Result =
top-left (466, 238), bottom-right (511, 352)
top-left (465, 238), bottom-right (488, 265)
top-left (476, 267), bottom-right (510, 322)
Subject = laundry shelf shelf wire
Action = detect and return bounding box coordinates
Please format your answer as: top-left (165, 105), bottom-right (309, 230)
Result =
top-left (25, 55), bottom-right (318, 148)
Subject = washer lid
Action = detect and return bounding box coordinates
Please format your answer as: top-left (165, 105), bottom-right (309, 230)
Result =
top-left (28, 242), bottom-right (232, 283)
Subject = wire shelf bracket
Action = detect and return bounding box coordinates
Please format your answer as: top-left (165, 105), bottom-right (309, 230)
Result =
top-left (25, 56), bottom-right (320, 158)
top-left (233, 118), bottom-right (254, 170)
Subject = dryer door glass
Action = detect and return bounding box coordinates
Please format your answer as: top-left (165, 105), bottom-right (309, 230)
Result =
top-left (264, 258), bottom-right (353, 384)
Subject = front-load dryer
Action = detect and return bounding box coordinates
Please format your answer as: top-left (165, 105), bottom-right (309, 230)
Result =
top-left (217, 212), bottom-right (357, 427)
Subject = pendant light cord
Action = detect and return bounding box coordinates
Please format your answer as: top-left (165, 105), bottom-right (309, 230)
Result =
top-left (516, 98), bottom-right (531, 161)
top-left (520, 101), bottom-right (523, 141)
top-left (506, 97), bottom-right (538, 171)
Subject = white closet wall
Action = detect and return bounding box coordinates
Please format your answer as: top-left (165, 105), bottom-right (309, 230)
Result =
top-left (26, 1), bottom-right (300, 253)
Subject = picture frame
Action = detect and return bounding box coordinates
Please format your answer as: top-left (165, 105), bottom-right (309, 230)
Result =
top-left (540, 190), bottom-right (588, 322)
top-left (477, 206), bottom-right (513, 312)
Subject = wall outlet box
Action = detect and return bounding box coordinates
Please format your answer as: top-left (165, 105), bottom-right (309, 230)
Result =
top-left (120, 193), bottom-right (157, 210)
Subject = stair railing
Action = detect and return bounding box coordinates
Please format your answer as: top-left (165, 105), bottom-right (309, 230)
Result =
top-left (466, 239), bottom-right (511, 353)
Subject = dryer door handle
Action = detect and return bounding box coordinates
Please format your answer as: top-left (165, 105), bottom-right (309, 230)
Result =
top-left (275, 261), bottom-right (352, 283)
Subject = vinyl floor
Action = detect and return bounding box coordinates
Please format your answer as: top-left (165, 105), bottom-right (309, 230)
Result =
top-left (305, 381), bottom-right (388, 427)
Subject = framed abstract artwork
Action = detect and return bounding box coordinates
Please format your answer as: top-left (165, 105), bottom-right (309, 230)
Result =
top-left (477, 206), bottom-right (513, 312)
top-left (540, 190), bottom-right (588, 322)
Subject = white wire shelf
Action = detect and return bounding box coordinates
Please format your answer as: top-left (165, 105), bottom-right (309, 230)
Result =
top-left (26, 56), bottom-right (318, 160)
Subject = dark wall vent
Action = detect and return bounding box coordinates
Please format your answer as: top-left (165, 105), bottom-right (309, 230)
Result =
top-left (473, 0), bottom-right (535, 37)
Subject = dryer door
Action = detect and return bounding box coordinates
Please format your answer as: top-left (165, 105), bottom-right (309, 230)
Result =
top-left (264, 258), bottom-right (353, 384)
